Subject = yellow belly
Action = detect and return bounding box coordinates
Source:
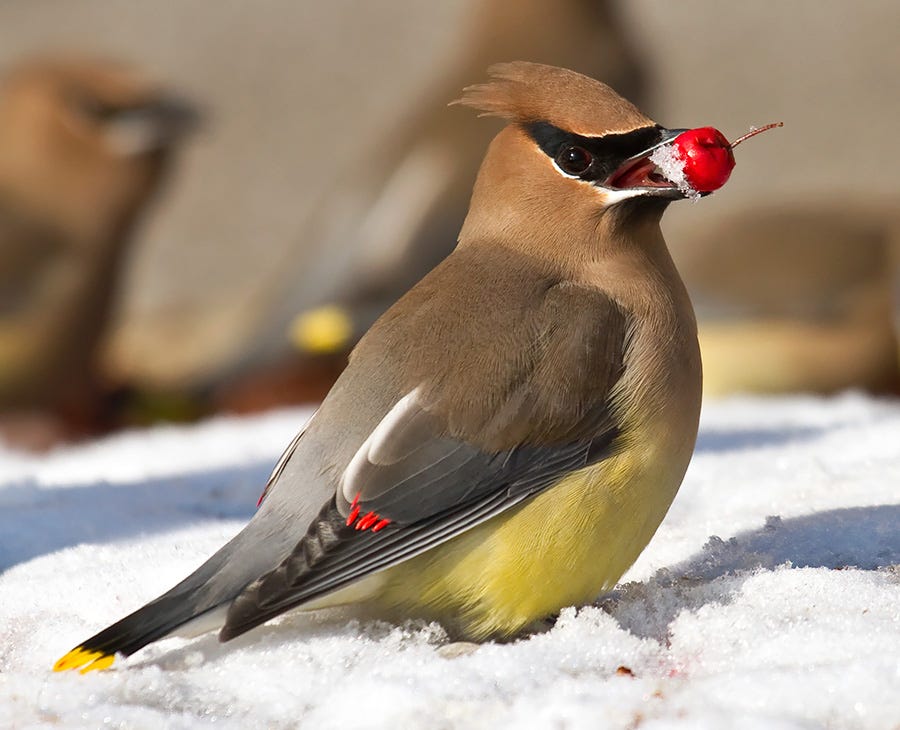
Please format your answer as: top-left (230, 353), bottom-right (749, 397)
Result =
top-left (372, 439), bottom-right (687, 640)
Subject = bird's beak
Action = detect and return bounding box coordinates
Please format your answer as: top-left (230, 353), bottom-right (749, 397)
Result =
top-left (104, 95), bottom-right (203, 156)
top-left (143, 95), bottom-right (203, 135)
top-left (604, 128), bottom-right (691, 199)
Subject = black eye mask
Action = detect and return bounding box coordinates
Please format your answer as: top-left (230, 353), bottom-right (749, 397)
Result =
top-left (524, 122), bottom-right (665, 184)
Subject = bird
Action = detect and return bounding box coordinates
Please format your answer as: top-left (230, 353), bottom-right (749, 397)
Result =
top-left (55, 61), bottom-right (703, 674)
top-left (212, 0), bottom-right (648, 410)
top-left (0, 55), bottom-right (198, 443)
top-left (672, 203), bottom-right (900, 395)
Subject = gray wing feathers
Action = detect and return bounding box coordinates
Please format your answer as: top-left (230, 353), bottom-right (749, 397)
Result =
top-left (222, 272), bottom-right (631, 640)
top-left (222, 431), bottom-right (611, 640)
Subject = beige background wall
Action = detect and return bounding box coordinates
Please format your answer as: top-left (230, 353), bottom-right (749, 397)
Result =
top-left (0, 1), bottom-right (897, 385)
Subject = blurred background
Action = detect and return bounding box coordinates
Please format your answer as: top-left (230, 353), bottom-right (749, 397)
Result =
top-left (1, 0), bottom-right (898, 450)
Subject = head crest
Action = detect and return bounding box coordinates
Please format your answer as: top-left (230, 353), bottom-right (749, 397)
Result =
top-left (453, 61), bottom-right (652, 137)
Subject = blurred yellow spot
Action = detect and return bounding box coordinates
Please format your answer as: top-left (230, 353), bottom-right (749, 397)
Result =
top-left (290, 305), bottom-right (353, 354)
top-left (53, 647), bottom-right (111, 672)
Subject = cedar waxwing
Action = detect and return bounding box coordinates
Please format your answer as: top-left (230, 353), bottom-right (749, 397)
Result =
top-left (673, 204), bottom-right (900, 395)
top-left (55, 62), bottom-right (703, 673)
top-left (0, 56), bottom-right (197, 440)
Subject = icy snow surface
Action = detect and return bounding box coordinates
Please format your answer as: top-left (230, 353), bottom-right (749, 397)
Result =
top-left (1, 395), bottom-right (899, 729)
top-left (649, 143), bottom-right (700, 201)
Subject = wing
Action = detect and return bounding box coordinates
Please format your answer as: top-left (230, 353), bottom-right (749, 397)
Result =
top-left (256, 408), bottom-right (318, 508)
top-left (222, 252), bottom-right (632, 640)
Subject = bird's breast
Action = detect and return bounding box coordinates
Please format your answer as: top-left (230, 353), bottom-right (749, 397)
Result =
top-left (374, 408), bottom-right (696, 641)
top-left (373, 249), bottom-right (702, 640)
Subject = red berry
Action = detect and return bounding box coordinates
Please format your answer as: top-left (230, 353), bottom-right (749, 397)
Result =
top-left (671, 122), bottom-right (783, 193)
top-left (672, 127), bottom-right (735, 193)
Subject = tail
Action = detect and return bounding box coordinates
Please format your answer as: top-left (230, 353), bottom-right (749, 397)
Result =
top-left (53, 514), bottom-right (299, 674)
top-left (53, 588), bottom-right (227, 674)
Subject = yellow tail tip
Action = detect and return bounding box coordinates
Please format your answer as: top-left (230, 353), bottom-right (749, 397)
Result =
top-left (53, 647), bottom-right (115, 673)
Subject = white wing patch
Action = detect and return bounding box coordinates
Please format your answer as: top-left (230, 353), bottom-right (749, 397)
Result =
top-left (340, 387), bottom-right (422, 503)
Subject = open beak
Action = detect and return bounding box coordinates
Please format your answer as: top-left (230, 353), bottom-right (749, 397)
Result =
top-left (604, 128), bottom-right (691, 199)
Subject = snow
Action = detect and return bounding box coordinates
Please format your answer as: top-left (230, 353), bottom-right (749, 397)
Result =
top-left (650, 143), bottom-right (700, 201)
top-left (1, 394), bottom-right (899, 729)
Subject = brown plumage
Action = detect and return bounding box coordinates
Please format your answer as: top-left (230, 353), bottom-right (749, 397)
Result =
top-left (454, 61), bottom-right (651, 134)
top-left (0, 56), bottom-right (197, 440)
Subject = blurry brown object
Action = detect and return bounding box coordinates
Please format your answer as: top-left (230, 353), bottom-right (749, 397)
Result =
top-left (675, 204), bottom-right (900, 396)
top-left (216, 0), bottom-right (648, 411)
top-left (0, 56), bottom-right (197, 447)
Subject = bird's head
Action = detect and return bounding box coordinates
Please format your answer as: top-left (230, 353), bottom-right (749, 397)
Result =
top-left (454, 62), bottom-right (690, 258)
top-left (0, 56), bottom-right (199, 237)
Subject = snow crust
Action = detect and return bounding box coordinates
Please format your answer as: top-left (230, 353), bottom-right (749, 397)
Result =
top-left (650, 143), bottom-right (700, 200)
top-left (1, 395), bottom-right (898, 729)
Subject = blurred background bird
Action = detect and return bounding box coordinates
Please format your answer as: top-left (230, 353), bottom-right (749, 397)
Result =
top-left (678, 204), bottom-right (900, 395)
top-left (0, 0), bottom-right (897, 450)
top-left (211, 0), bottom-right (650, 411)
top-left (0, 55), bottom-right (197, 448)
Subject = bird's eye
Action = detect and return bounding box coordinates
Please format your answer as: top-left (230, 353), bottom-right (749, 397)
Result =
top-left (556, 146), bottom-right (593, 176)
top-left (65, 90), bottom-right (120, 124)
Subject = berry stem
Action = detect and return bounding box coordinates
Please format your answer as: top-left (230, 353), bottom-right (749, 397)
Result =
top-left (730, 122), bottom-right (783, 148)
